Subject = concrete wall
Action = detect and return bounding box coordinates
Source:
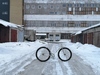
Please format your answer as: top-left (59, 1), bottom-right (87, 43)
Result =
top-left (10, 0), bottom-right (23, 25)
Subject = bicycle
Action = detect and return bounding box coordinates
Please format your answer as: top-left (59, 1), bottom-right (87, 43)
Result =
top-left (36, 46), bottom-right (72, 62)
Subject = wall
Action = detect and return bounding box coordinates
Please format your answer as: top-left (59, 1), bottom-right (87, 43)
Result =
top-left (10, 0), bottom-right (23, 25)
top-left (0, 0), bottom-right (10, 21)
top-left (0, 25), bottom-right (9, 42)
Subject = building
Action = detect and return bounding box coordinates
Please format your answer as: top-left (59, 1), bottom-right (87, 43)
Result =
top-left (0, 19), bottom-right (24, 42)
top-left (71, 23), bottom-right (100, 47)
top-left (0, 0), bottom-right (23, 25)
top-left (0, 0), bottom-right (10, 21)
top-left (10, 0), bottom-right (23, 25)
top-left (24, 0), bottom-right (100, 40)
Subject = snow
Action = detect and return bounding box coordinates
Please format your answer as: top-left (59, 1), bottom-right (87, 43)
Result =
top-left (56, 61), bottom-right (63, 75)
top-left (75, 30), bottom-right (82, 35)
top-left (0, 19), bottom-right (18, 28)
top-left (63, 41), bottom-right (100, 74)
top-left (24, 15), bottom-right (100, 21)
top-left (0, 40), bottom-right (48, 74)
top-left (75, 23), bottom-right (100, 35)
top-left (36, 33), bottom-right (46, 35)
top-left (0, 40), bottom-right (100, 74)
top-left (82, 23), bottom-right (100, 30)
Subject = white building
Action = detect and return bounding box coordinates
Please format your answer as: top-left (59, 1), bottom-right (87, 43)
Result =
top-left (24, 0), bottom-right (100, 40)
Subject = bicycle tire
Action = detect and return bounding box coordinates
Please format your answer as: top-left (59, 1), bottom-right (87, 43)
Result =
top-left (36, 47), bottom-right (51, 62)
top-left (58, 47), bottom-right (72, 61)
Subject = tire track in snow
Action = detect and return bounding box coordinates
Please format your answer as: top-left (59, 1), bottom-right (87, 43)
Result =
top-left (58, 43), bottom-right (73, 75)
top-left (50, 43), bottom-right (63, 75)
top-left (49, 43), bottom-right (73, 75)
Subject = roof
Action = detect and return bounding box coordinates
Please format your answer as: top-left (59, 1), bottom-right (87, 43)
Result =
top-left (24, 0), bottom-right (100, 3)
top-left (24, 15), bottom-right (100, 21)
top-left (0, 19), bottom-right (23, 28)
top-left (75, 23), bottom-right (100, 35)
top-left (36, 33), bottom-right (46, 35)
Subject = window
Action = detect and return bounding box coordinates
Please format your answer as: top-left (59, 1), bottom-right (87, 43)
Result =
top-left (79, 7), bottom-right (81, 11)
top-left (80, 21), bottom-right (87, 27)
top-left (56, 35), bottom-right (59, 36)
top-left (31, 5), bottom-right (35, 9)
top-left (96, 8), bottom-right (98, 11)
top-left (38, 5), bottom-right (42, 9)
top-left (2, 12), bottom-right (8, 15)
top-left (68, 4), bottom-right (72, 7)
top-left (50, 12), bottom-right (54, 14)
top-left (50, 35), bottom-right (53, 36)
top-left (92, 11), bottom-right (94, 15)
top-left (50, 6), bottom-right (53, 9)
top-left (67, 21), bottom-right (74, 27)
top-left (63, 4), bottom-right (66, 7)
top-left (55, 12), bottom-right (57, 14)
top-left (26, 5), bottom-right (30, 9)
top-left (2, 2), bottom-right (8, 5)
top-left (63, 23), bottom-right (67, 27)
top-left (51, 23), bottom-right (56, 27)
top-left (74, 4), bottom-right (78, 7)
top-left (80, 4), bottom-right (84, 7)
top-left (69, 7), bottom-right (72, 11)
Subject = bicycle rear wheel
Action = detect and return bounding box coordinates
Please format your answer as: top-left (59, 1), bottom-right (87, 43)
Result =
top-left (58, 47), bottom-right (72, 61)
top-left (36, 47), bottom-right (51, 62)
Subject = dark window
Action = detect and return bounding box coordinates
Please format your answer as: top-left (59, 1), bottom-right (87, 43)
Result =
top-left (50, 35), bottom-right (53, 36)
top-left (50, 12), bottom-right (53, 14)
top-left (63, 4), bottom-right (66, 7)
top-left (38, 5), bottom-right (42, 9)
top-left (56, 35), bottom-right (59, 36)
top-left (50, 6), bottom-right (53, 8)
top-left (2, 2), bottom-right (8, 5)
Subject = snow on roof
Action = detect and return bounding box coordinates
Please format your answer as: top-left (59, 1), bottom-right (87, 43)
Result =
top-left (0, 19), bottom-right (22, 28)
top-left (75, 23), bottom-right (100, 35)
top-left (83, 23), bottom-right (100, 31)
top-left (24, 15), bottom-right (100, 21)
top-left (36, 33), bottom-right (46, 35)
top-left (75, 31), bottom-right (82, 35)
top-left (24, 0), bottom-right (100, 3)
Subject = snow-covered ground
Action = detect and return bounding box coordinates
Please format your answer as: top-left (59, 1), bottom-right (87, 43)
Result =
top-left (0, 40), bottom-right (48, 75)
top-left (63, 40), bottom-right (100, 74)
top-left (0, 40), bottom-right (100, 75)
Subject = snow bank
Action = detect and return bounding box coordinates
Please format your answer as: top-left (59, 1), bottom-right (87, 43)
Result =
top-left (64, 41), bottom-right (100, 74)
top-left (0, 40), bottom-right (47, 74)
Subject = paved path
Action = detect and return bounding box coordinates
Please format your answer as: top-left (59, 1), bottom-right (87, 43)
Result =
top-left (17, 42), bottom-right (96, 75)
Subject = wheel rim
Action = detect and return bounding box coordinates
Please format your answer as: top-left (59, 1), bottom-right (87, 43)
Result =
top-left (58, 47), bottom-right (72, 61)
top-left (36, 47), bottom-right (51, 62)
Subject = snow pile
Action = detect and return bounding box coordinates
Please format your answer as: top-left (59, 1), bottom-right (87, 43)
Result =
top-left (64, 42), bottom-right (100, 74)
top-left (0, 40), bottom-right (47, 74)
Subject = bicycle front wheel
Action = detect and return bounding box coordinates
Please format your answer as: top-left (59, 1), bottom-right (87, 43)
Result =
top-left (36, 47), bottom-right (51, 62)
top-left (58, 47), bottom-right (72, 61)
